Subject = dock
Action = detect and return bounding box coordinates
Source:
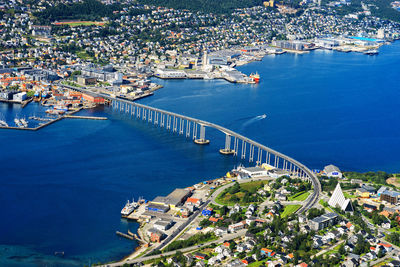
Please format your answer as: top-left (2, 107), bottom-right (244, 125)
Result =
top-left (116, 231), bottom-right (134, 240)
top-left (0, 108), bottom-right (107, 131)
top-left (64, 115), bottom-right (107, 120)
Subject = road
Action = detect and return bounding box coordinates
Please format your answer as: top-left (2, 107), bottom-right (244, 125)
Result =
top-left (98, 230), bottom-right (246, 267)
top-left (63, 83), bottom-right (321, 215)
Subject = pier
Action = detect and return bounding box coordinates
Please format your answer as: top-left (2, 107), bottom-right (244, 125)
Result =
top-left (0, 109), bottom-right (106, 131)
top-left (64, 115), bottom-right (108, 120)
top-left (116, 231), bottom-right (134, 240)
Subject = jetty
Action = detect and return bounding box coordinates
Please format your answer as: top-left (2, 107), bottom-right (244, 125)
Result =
top-left (116, 231), bottom-right (134, 240)
top-left (64, 115), bottom-right (107, 120)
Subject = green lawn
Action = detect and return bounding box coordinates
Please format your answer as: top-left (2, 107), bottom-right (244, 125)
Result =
top-left (248, 260), bottom-right (267, 266)
top-left (281, 205), bottom-right (301, 218)
top-left (288, 191), bottom-right (310, 201)
top-left (343, 192), bottom-right (356, 199)
top-left (240, 180), bottom-right (267, 192)
top-left (215, 180), bottom-right (266, 206)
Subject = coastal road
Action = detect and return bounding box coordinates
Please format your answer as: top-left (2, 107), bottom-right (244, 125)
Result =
top-left (98, 229), bottom-right (246, 267)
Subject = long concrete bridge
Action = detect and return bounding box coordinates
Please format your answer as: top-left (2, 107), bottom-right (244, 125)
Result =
top-left (63, 85), bottom-right (321, 213)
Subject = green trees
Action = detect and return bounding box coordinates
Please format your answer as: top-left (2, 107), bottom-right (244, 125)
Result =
top-left (387, 232), bottom-right (400, 246)
top-left (34, 0), bottom-right (122, 24)
top-left (164, 232), bottom-right (216, 252)
top-left (307, 208), bottom-right (325, 220)
top-left (137, 0), bottom-right (263, 14)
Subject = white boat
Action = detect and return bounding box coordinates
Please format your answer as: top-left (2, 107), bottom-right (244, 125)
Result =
top-left (203, 74), bottom-right (214, 80)
top-left (121, 199), bottom-right (138, 216)
top-left (14, 118), bottom-right (23, 128)
top-left (0, 120), bottom-right (8, 127)
top-left (20, 118), bottom-right (28, 127)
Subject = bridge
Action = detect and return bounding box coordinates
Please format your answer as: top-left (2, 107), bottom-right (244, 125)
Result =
top-left (63, 85), bottom-right (321, 213)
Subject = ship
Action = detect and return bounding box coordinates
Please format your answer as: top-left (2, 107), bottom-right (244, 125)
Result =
top-left (121, 199), bottom-right (138, 216)
top-left (250, 72), bottom-right (260, 83)
top-left (364, 50), bottom-right (378, 55)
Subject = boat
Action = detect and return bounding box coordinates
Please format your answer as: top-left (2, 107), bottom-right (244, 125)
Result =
top-left (203, 74), bottom-right (214, 80)
top-left (121, 199), bottom-right (138, 216)
top-left (364, 50), bottom-right (378, 55)
top-left (20, 118), bottom-right (28, 127)
top-left (0, 120), bottom-right (8, 127)
top-left (250, 72), bottom-right (260, 83)
top-left (14, 118), bottom-right (23, 128)
top-left (46, 109), bottom-right (65, 115)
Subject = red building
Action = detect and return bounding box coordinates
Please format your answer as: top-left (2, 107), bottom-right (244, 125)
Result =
top-left (82, 93), bottom-right (105, 104)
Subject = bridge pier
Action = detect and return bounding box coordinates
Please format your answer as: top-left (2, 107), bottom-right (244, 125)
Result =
top-left (167, 115), bottom-right (171, 130)
top-left (219, 134), bottom-right (235, 155)
top-left (194, 124), bottom-right (210, 145)
top-left (241, 140), bottom-right (246, 160)
top-left (256, 148), bottom-right (263, 165)
top-left (186, 120), bottom-right (191, 138)
top-left (148, 110), bottom-right (152, 123)
top-left (154, 112), bottom-right (159, 125)
top-left (179, 119), bottom-right (184, 135)
top-left (249, 144), bottom-right (255, 162)
top-left (173, 117), bottom-right (177, 133)
top-left (233, 137), bottom-right (239, 156)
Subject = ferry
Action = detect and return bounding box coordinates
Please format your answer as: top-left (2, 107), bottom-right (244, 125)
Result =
top-left (364, 50), bottom-right (378, 55)
top-left (250, 72), bottom-right (260, 83)
top-left (121, 199), bottom-right (138, 216)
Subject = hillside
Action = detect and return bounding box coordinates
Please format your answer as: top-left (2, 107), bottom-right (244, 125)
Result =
top-left (137, 0), bottom-right (264, 14)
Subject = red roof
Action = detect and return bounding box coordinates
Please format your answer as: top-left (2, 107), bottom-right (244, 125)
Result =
top-left (378, 243), bottom-right (392, 248)
top-left (261, 248), bottom-right (273, 253)
top-left (186, 197), bottom-right (200, 204)
top-left (298, 263), bottom-right (308, 267)
top-left (209, 217), bottom-right (222, 223)
top-left (223, 242), bottom-right (230, 247)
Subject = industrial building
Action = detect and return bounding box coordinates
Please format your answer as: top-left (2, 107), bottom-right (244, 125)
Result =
top-left (153, 219), bottom-right (174, 231)
top-left (240, 167), bottom-right (270, 178)
top-left (150, 188), bottom-right (191, 210)
top-left (145, 203), bottom-right (170, 213)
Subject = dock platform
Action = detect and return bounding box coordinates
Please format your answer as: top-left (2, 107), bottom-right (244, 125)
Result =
top-left (64, 115), bottom-right (107, 120)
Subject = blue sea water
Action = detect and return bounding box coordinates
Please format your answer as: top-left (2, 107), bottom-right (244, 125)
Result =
top-left (1, 41), bottom-right (400, 266)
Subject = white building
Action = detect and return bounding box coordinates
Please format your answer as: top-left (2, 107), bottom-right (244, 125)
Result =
top-left (239, 167), bottom-right (269, 178)
top-left (13, 92), bottom-right (27, 102)
top-left (323, 164), bottom-right (343, 178)
top-left (328, 183), bottom-right (353, 212)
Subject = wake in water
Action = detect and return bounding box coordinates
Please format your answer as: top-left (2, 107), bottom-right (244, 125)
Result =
top-left (239, 114), bottom-right (267, 131)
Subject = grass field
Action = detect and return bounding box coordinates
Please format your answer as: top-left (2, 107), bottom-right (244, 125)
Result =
top-left (288, 191), bottom-right (310, 201)
top-left (240, 180), bottom-right (266, 192)
top-left (281, 204), bottom-right (301, 218)
top-left (53, 21), bottom-right (105, 27)
top-left (215, 180), bottom-right (266, 206)
top-left (343, 192), bottom-right (356, 199)
top-left (76, 50), bottom-right (93, 60)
